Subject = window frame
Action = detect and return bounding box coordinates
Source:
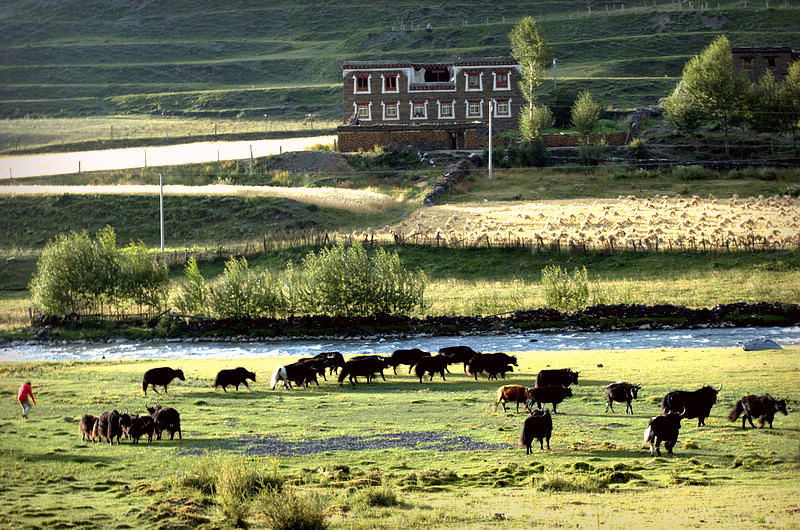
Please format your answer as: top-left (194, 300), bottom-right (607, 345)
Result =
top-left (382, 73), bottom-right (399, 94)
top-left (465, 99), bottom-right (483, 119)
top-left (354, 101), bottom-right (372, 121)
top-left (494, 98), bottom-right (511, 118)
top-left (382, 100), bottom-right (399, 121)
top-left (437, 99), bottom-right (455, 120)
top-left (354, 74), bottom-right (371, 94)
top-left (493, 71), bottom-right (510, 91)
top-left (410, 100), bottom-right (428, 120)
top-left (465, 72), bottom-right (483, 92)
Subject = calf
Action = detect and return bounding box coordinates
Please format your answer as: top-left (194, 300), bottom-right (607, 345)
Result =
top-left (438, 345), bottom-right (479, 372)
top-left (535, 368), bottom-right (580, 388)
top-left (413, 355), bottom-right (450, 383)
top-left (493, 385), bottom-right (531, 413)
top-left (142, 367), bottom-right (185, 396)
top-left (147, 405), bottom-right (182, 440)
top-left (729, 394), bottom-right (788, 429)
top-left (386, 348), bottom-right (430, 375)
top-left (644, 412), bottom-right (683, 456)
top-left (520, 409), bottom-right (553, 453)
top-left (79, 414), bottom-right (99, 442)
top-left (96, 410), bottom-right (123, 445)
top-left (662, 384), bottom-right (721, 427)
top-left (214, 367), bottom-right (256, 391)
top-left (526, 385), bottom-right (573, 414)
top-left (605, 382), bottom-right (641, 414)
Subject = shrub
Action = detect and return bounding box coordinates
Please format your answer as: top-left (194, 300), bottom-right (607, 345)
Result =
top-left (578, 139), bottom-right (607, 166)
top-left (353, 485), bottom-right (400, 508)
top-left (671, 165), bottom-right (714, 181)
top-left (257, 489), bottom-right (329, 530)
top-left (515, 138), bottom-right (549, 167)
top-left (520, 104), bottom-right (555, 139)
top-left (571, 90), bottom-right (602, 139)
top-left (174, 257), bottom-right (208, 315)
top-left (541, 265), bottom-right (590, 312)
top-left (628, 137), bottom-right (649, 159)
top-left (209, 256), bottom-right (285, 318)
top-left (533, 471), bottom-right (608, 493)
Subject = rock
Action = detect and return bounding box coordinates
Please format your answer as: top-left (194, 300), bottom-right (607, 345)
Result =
top-left (739, 338), bottom-right (782, 351)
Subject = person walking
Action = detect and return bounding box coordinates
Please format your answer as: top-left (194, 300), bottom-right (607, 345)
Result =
top-left (17, 381), bottom-right (35, 419)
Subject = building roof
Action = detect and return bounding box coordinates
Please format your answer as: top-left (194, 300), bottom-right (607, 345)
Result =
top-left (731, 46), bottom-right (797, 54)
top-left (342, 57), bottom-right (518, 70)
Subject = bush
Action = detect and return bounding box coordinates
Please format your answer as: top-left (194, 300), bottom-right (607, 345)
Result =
top-left (353, 485), bottom-right (400, 508)
top-left (540, 265), bottom-right (590, 312)
top-left (210, 256), bottom-right (286, 318)
top-left (257, 489), bottom-right (329, 530)
top-left (516, 138), bottom-right (550, 167)
top-left (533, 471), bottom-right (609, 493)
top-left (628, 137), bottom-right (649, 159)
top-left (571, 90), bottom-right (602, 139)
top-left (671, 165), bottom-right (714, 181)
top-left (174, 257), bottom-right (208, 315)
top-left (520, 105), bottom-right (555, 140)
top-left (578, 139), bottom-right (607, 166)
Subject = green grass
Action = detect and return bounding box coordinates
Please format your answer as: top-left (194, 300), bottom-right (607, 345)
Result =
top-left (0, 346), bottom-right (798, 527)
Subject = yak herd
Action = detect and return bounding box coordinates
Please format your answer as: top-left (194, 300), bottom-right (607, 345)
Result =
top-left (79, 346), bottom-right (789, 455)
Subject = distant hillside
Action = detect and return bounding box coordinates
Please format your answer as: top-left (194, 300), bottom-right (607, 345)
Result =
top-left (1, 0), bottom-right (798, 119)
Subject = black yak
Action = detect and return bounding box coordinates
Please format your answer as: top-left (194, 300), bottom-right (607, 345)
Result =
top-left (313, 351), bottom-right (346, 375)
top-left (119, 413), bottom-right (155, 444)
top-left (605, 382), bottom-right (641, 414)
top-left (147, 404), bottom-right (182, 440)
top-left (214, 367), bottom-right (256, 391)
top-left (338, 357), bottom-right (388, 387)
top-left (96, 410), bottom-right (123, 445)
top-left (467, 353), bottom-right (517, 380)
top-left (661, 384), bottom-right (721, 427)
top-left (729, 394), bottom-right (788, 429)
top-left (527, 385), bottom-right (573, 414)
top-left (142, 367), bottom-right (185, 396)
top-left (520, 409), bottom-right (553, 453)
top-left (386, 348), bottom-right (430, 375)
top-left (535, 368), bottom-right (580, 388)
top-left (438, 345), bottom-right (479, 372)
top-left (412, 355), bottom-right (450, 383)
top-left (644, 412), bottom-right (684, 456)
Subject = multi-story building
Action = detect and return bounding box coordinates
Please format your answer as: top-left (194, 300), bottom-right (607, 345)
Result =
top-left (732, 46), bottom-right (799, 82)
top-left (337, 57), bottom-right (522, 151)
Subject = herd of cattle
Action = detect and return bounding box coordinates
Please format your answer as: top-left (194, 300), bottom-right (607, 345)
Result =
top-left (80, 347), bottom-right (790, 455)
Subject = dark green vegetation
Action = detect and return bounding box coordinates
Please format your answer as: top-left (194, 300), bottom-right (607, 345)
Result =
top-left (2, 0), bottom-right (799, 120)
top-left (0, 348), bottom-right (797, 527)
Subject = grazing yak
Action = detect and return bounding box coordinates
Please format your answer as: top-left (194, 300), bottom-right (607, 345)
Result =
top-left (412, 355), bottom-right (450, 383)
top-left (493, 385), bottom-right (532, 413)
top-left (296, 358), bottom-right (329, 381)
top-left (79, 414), bottom-right (99, 442)
top-left (338, 356), bottom-right (388, 387)
top-left (535, 368), bottom-right (580, 388)
top-left (147, 404), bottom-right (182, 440)
top-left (271, 362), bottom-right (319, 390)
top-left (386, 348), bottom-right (430, 375)
top-left (214, 367), bottom-right (256, 391)
top-left (142, 367), bottom-right (185, 396)
top-left (95, 410), bottom-right (123, 445)
top-left (468, 352), bottom-right (517, 381)
top-left (729, 394), bottom-right (788, 429)
top-left (661, 384), bottom-right (721, 427)
top-left (527, 385), bottom-right (573, 414)
top-left (119, 413), bottom-right (155, 444)
top-left (438, 345), bottom-right (479, 372)
top-left (311, 352), bottom-right (346, 375)
top-left (520, 409), bottom-right (553, 453)
top-left (605, 382), bottom-right (642, 414)
top-left (644, 411), bottom-right (684, 456)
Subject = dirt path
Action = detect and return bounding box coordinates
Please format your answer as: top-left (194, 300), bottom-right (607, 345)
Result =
top-left (0, 135), bottom-right (336, 179)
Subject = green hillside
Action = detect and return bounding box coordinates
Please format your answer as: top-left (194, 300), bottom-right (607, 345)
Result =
top-left (1, 1), bottom-right (799, 119)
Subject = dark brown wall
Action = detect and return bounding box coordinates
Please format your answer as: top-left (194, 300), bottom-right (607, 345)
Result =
top-left (732, 49), bottom-right (798, 82)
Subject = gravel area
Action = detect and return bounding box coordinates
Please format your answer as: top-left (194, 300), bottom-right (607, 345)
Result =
top-left (192, 431), bottom-right (509, 457)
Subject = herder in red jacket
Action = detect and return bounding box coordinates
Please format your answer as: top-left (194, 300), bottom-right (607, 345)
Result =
top-left (17, 381), bottom-right (35, 419)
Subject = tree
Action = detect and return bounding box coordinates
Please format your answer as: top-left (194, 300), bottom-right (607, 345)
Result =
top-left (750, 70), bottom-right (782, 152)
top-left (664, 35), bottom-right (749, 155)
top-left (520, 104), bottom-right (554, 139)
top-left (510, 16), bottom-right (552, 139)
top-left (781, 60), bottom-right (800, 156)
top-left (571, 90), bottom-right (601, 140)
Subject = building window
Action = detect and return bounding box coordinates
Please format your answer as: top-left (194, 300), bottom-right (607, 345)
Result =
top-left (382, 101), bottom-right (399, 120)
top-left (382, 74), bottom-right (399, 93)
top-left (494, 98), bottom-right (511, 118)
top-left (355, 102), bottom-right (371, 121)
top-left (466, 72), bottom-right (482, 91)
top-left (766, 56), bottom-right (776, 68)
top-left (494, 71), bottom-right (510, 90)
top-left (742, 57), bottom-right (753, 71)
top-left (438, 100), bottom-right (454, 119)
top-left (411, 100), bottom-right (427, 120)
top-left (466, 99), bottom-right (482, 118)
top-left (354, 75), bottom-right (371, 93)
top-left (425, 67), bottom-right (450, 83)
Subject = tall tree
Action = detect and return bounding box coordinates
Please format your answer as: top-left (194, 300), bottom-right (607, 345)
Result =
top-left (750, 70), bottom-right (782, 153)
top-left (781, 60), bottom-right (800, 156)
top-left (571, 90), bottom-right (601, 140)
top-left (664, 35), bottom-right (749, 155)
top-left (510, 16), bottom-right (552, 139)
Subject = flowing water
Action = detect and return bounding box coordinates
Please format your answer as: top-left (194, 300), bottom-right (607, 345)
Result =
top-left (2, 326), bottom-right (798, 362)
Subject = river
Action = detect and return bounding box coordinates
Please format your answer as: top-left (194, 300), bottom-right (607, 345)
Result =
top-left (0, 135), bottom-right (336, 179)
top-left (1, 326), bottom-right (798, 362)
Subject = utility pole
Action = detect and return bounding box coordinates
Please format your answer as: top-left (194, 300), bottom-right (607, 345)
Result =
top-left (159, 173), bottom-right (165, 252)
top-left (553, 58), bottom-right (558, 98)
top-left (488, 99), bottom-right (493, 180)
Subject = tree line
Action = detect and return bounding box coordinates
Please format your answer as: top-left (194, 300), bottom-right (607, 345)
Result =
top-left (29, 227), bottom-right (427, 320)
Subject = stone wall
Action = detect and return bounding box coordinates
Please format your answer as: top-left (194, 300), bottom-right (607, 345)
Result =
top-left (337, 124), bottom-right (514, 152)
top-left (542, 132), bottom-right (629, 147)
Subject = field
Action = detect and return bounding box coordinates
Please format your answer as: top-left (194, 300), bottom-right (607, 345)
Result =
top-left (0, 346), bottom-right (798, 527)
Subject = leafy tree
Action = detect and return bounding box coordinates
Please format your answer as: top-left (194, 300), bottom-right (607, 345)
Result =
top-left (174, 257), bottom-right (208, 315)
top-left (510, 16), bottom-right (552, 139)
top-left (118, 242), bottom-right (169, 314)
top-left (750, 70), bottom-right (782, 152)
top-left (520, 104), bottom-right (554, 140)
top-left (210, 256), bottom-right (283, 319)
top-left (781, 60), bottom-right (800, 156)
top-left (663, 81), bottom-right (706, 135)
top-left (664, 35), bottom-right (749, 155)
top-left (571, 90), bottom-right (601, 140)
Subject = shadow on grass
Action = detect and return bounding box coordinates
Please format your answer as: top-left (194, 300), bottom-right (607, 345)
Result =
top-left (19, 452), bottom-right (118, 464)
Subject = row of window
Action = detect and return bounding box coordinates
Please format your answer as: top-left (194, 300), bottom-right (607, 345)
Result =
top-left (353, 71), bottom-right (510, 94)
top-left (355, 99), bottom-right (512, 121)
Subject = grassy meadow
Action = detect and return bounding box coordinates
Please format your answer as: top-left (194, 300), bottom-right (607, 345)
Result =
top-left (0, 346), bottom-right (798, 527)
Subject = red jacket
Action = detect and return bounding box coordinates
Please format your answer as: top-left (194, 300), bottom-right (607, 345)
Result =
top-left (17, 383), bottom-right (34, 404)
